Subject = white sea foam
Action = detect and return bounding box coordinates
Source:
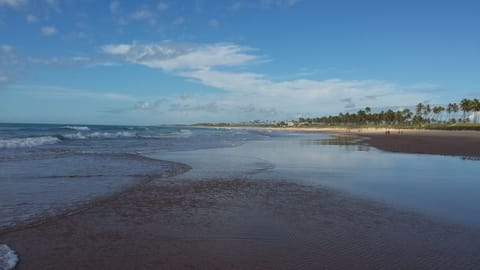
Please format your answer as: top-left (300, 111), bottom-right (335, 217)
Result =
top-left (62, 131), bottom-right (136, 140)
top-left (61, 126), bottom-right (90, 131)
top-left (62, 131), bottom-right (138, 140)
top-left (63, 131), bottom-right (169, 140)
top-left (141, 129), bottom-right (193, 139)
top-left (62, 132), bottom-right (87, 140)
top-left (87, 131), bottom-right (136, 138)
top-left (178, 129), bottom-right (193, 137)
top-left (0, 244), bottom-right (18, 270)
top-left (0, 136), bottom-right (61, 149)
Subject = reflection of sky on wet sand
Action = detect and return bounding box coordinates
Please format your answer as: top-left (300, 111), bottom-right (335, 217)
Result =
top-left (150, 133), bottom-right (480, 227)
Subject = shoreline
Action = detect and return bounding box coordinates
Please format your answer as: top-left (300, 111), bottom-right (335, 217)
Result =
top-left (197, 125), bottom-right (480, 157)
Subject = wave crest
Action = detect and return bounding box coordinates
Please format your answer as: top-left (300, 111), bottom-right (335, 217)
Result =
top-left (88, 131), bottom-right (136, 138)
top-left (61, 126), bottom-right (90, 131)
top-left (0, 136), bottom-right (61, 149)
top-left (0, 244), bottom-right (18, 270)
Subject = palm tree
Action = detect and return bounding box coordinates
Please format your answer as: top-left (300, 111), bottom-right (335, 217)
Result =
top-left (432, 106), bottom-right (440, 123)
top-left (472, 98), bottom-right (480, 124)
top-left (446, 103), bottom-right (453, 122)
top-left (452, 103), bottom-right (459, 122)
top-left (438, 106), bottom-right (445, 122)
top-left (416, 103), bottom-right (424, 116)
top-left (385, 109), bottom-right (396, 124)
top-left (424, 104), bottom-right (432, 123)
top-left (460, 98), bottom-right (472, 122)
top-left (402, 108), bottom-right (413, 124)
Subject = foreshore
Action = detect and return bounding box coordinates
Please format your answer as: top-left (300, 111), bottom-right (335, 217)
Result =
top-left (308, 127), bottom-right (480, 157)
top-left (198, 126), bottom-right (480, 157)
top-left (355, 129), bottom-right (480, 157)
top-left (3, 176), bottom-right (480, 269)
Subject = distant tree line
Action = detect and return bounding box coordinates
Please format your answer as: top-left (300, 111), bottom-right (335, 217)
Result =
top-left (298, 98), bottom-right (480, 126)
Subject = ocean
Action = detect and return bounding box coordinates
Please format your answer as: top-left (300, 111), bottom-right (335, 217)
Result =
top-left (3, 124), bottom-right (480, 230)
top-left (0, 123), bottom-right (276, 231)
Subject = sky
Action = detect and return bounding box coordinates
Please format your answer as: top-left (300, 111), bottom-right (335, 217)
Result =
top-left (0, 0), bottom-right (479, 125)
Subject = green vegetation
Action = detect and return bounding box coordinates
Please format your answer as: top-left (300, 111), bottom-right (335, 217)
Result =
top-left (194, 98), bottom-right (480, 131)
top-left (295, 98), bottom-right (480, 130)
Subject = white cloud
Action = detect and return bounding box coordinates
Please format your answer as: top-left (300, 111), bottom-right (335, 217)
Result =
top-left (134, 101), bottom-right (154, 110)
top-left (285, 0), bottom-right (299, 6)
top-left (0, 0), bottom-right (26, 8)
top-left (209, 19), bottom-right (220, 29)
top-left (26, 14), bottom-right (37, 23)
top-left (23, 56), bottom-right (95, 69)
top-left (157, 2), bottom-right (169, 11)
top-left (232, 0), bottom-right (300, 10)
top-left (179, 68), bottom-right (406, 110)
top-left (101, 41), bottom-right (433, 119)
top-left (261, 0), bottom-right (300, 7)
top-left (0, 74), bottom-right (8, 83)
top-left (103, 44), bottom-right (131, 55)
top-left (45, 0), bottom-right (61, 13)
top-left (109, 0), bottom-right (120, 13)
top-left (10, 84), bottom-right (136, 102)
top-left (231, 2), bottom-right (244, 10)
top-left (110, 2), bottom-right (157, 25)
top-left (41, 26), bottom-right (57, 36)
top-left (75, 31), bottom-right (89, 39)
top-left (103, 42), bottom-right (259, 71)
top-left (172, 16), bottom-right (185, 25)
top-left (1, 44), bottom-right (13, 54)
top-left (130, 9), bottom-right (153, 20)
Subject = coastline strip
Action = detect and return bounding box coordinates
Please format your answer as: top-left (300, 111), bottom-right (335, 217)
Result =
top-left (197, 126), bottom-right (480, 157)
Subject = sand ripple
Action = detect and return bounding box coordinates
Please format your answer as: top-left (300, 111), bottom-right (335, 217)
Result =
top-left (3, 178), bottom-right (479, 269)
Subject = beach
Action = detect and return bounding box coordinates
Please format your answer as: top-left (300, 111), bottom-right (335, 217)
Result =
top-left (3, 177), bottom-right (480, 269)
top-left (236, 126), bottom-right (480, 157)
top-left (1, 126), bottom-right (480, 269)
top-left (355, 129), bottom-right (480, 158)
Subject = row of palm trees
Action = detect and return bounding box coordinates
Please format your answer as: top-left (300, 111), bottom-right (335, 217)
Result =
top-left (298, 98), bottom-right (480, 126)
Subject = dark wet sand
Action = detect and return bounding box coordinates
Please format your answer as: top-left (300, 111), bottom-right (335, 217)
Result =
top-left (2, 173), bottom-right (480, 269)
top-left (362, 130), bottom-right (480, 157)
top-left (211, 126), bottom-right (480, 158)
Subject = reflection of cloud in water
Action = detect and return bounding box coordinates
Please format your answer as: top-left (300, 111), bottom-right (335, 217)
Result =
top-left (300, 135), bottom-right (371, 152)
top-left (151, 133), bottom-right (480, 227)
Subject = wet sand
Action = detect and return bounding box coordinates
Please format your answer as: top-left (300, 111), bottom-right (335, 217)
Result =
top-left (219, 126), bottom-right (480, 157)
top-left (2, 175), bottom-right (480, 269)
top-left (197, 126), bottom-right (480, 157)
top-left (356, 130), bottom-right (480, 158)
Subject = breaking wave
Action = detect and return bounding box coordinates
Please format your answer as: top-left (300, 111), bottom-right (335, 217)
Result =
top-left (177, 129), bottom-right (193, 138)
top-left (0, 129), bottom-right (195, 149)
top-left (0, 244), bottom-right (18, 270)
top-left (61, 126), bottom-right (90, 131)
top-left (60, 131), bottom-right (137, 140)
top-left (63, 130), bottom-right (192, 140)
top-left (0, 136), bottom-right (61, 149)
top-left (87, 131), bottom-right (136, 138)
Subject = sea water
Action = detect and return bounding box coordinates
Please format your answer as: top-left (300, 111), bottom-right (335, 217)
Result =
top-left (150, 131), bottom-right (480, 228)
top-left (0, 244), bottom-right (17, 270)
top-left (0, 124), bottom-right (275, 230)
top-left (0, 123), bottom-right (277, 268)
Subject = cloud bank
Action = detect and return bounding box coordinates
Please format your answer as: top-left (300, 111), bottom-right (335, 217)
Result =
top-left (0, 0), bottom-right (26, 8)
top-left (101, 41), bottom-right (432, 121)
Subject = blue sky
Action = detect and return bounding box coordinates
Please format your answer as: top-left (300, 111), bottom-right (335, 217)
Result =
top-left (0, 0), bottom-right (479, 125)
